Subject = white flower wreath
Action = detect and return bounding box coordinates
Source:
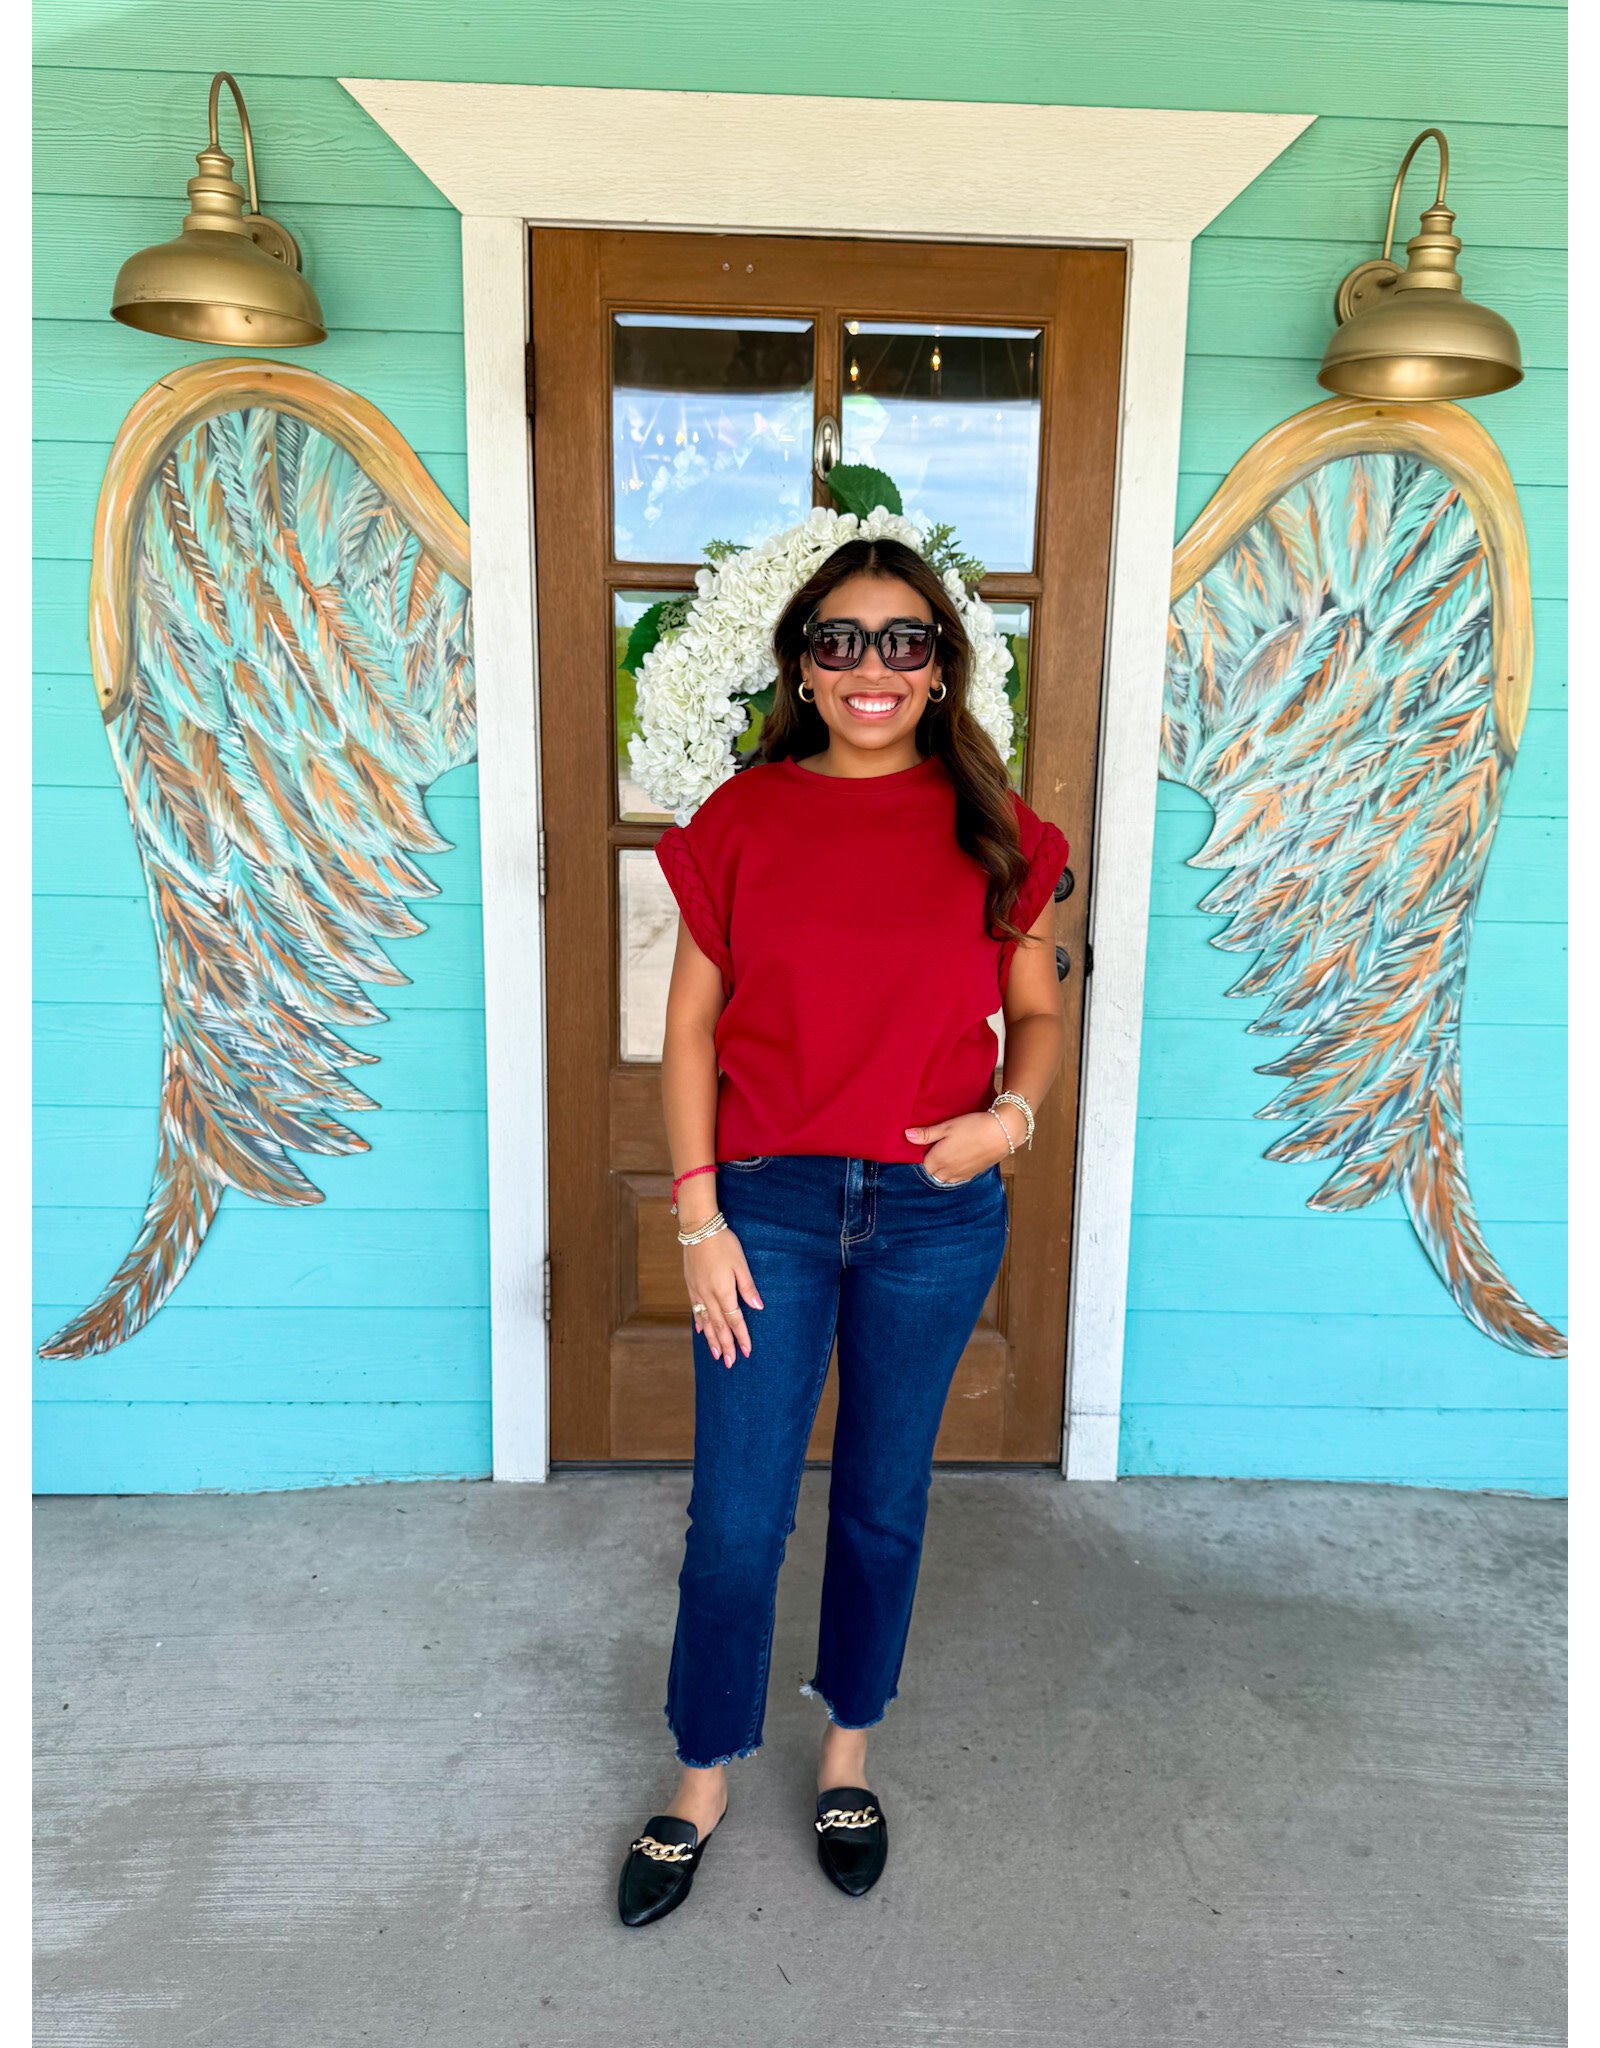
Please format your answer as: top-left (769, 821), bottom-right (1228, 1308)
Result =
top-left (626, 493), bottom-right (1018, 826)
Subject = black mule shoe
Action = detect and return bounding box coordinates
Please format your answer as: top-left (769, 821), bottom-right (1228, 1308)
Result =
top-left (617, 1805), bottom-right (725, 1927)
top-left (815, 1786), bottom-right (888, 1897)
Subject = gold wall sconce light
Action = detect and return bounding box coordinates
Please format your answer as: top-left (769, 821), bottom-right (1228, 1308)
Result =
top-left (111, 71), bottom-right (326, 346)
top-left (1318, 127), bottom-right (1521, 401)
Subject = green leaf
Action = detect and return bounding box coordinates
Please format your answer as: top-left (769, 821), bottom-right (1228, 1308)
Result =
top-left (622, 596), bottom-right (692, 674)
top-left (824, 464), bottom-right (903, 518)
top-left (622, 601), bottom-right (669, 675)
top-left (1002, 633), bottom-right (1027, 700)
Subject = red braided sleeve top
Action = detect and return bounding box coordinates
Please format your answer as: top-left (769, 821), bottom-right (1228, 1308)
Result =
top-left (653, 752), bottom-right (1068, 1165)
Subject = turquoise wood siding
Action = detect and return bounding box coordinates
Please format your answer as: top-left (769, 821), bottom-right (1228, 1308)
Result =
top-left (32, 1), bottom-right (1566, 1492)
top-left (34, 50), bottom-right (484, 1489)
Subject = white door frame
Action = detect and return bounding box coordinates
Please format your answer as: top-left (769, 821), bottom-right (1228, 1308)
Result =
top-left (339, 80), bottom-right (1312, 1483)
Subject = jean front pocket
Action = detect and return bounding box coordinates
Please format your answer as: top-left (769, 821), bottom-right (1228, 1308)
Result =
top-left (912, 1159), bottom-right (984, 1190)
top-left (719, 1154), bottom-right (774, 1172)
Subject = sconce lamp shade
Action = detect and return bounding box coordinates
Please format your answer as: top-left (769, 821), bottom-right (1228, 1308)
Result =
top-left (111, 73), bottom-right (326, 347)
top-left (1318, 127), bottom-right (1521, 402)
top-left (111, 199), bottom-right (327, 346)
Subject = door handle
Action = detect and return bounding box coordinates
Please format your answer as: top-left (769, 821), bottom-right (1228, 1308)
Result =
top-left (813, 413), bottom-right (840, 483)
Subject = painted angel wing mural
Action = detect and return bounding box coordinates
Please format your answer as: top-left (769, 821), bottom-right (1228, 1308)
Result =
top-left (1163, 397), bottom-right (1563, 1357)
top-left (39, 360), bottom-right (474, 1358)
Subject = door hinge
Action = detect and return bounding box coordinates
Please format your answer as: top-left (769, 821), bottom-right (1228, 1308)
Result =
top-left (524, 338), bottom-right (536, 418)
top-left (543, 1253), bottom-right (552, 1323)
top-left (1085, 938), bottom-right (1095, 976)
top-left (537, 827), bottom-right (547, 898)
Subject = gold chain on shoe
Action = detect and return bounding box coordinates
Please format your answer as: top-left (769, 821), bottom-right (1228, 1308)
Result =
top-left (630, 1833), bottom-right (696, 1863)
top-left (815, 1804), bottom-right (880, 1833)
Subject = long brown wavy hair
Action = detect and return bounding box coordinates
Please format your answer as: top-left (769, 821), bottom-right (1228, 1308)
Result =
top-left (747, 537), bottom-right (1034, 947)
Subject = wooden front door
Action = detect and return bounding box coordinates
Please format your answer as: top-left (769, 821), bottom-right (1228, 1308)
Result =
top-left (531, 228), bottom-right (1123, 1465)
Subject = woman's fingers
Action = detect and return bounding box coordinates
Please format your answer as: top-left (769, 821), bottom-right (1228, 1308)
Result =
top-left (699, 1297), bottom-right (749, 1366)
top-left (685, 1233), bottom-right (762, 1366)
top-left (719, 1287), bottom-right (751, 1359)
top-left (684, 1236), bottom-right (766, 1368)
top-left (695, 1294), bottom-right (738, 1367)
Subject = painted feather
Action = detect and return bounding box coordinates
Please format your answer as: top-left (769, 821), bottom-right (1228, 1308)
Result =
top-left (39, 362), bottom-right (474, 1359)
top-left (1164, 397), bottom-right (1563, 1357)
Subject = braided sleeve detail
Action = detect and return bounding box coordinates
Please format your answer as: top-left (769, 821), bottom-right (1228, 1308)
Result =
top-left (655, 824), bottom-right (734, 999)
top-left (998, 814), bottom-right (1069, 998)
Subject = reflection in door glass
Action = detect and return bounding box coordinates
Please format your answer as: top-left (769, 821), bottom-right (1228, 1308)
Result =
top-left (615, 590), bottom-right (770, 823)
top-left (618, 848), bottom-right (676, 1063)
top-left (985, 599), bottom-right (1031, 790)
top-left (840, 323), bottom-right (1042, 572)
top-left (613, 314), bottom-right (815, 563)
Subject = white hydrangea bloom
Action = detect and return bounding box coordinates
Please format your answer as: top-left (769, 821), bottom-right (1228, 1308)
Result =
top-left (627, 505), bottom-right (1016, 820)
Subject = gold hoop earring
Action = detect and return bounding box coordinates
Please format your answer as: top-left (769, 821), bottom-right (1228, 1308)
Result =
top-left (928, 677), bottom-right (947, 701)
top-left (798, 679), bottom-right (815, 702)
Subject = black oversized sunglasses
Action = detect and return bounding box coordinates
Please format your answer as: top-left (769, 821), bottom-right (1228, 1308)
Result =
top-left (803, 614), bottom-right (941, 672)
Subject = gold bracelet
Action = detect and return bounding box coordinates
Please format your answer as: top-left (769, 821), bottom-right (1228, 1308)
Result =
top-left (990, 1090), bottom-right (1035, 1150)
top-left (677, 1211), bottom-right (728, 1247)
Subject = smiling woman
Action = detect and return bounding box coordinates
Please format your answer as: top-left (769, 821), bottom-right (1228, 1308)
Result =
top-left (793, 566), bottom-right (951, 766)
top-left (628, 524), bottom-right (1070, 1921)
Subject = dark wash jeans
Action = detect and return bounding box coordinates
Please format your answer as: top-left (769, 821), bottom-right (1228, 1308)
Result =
top-left (663, 1152), bottom-right (1010, 1769)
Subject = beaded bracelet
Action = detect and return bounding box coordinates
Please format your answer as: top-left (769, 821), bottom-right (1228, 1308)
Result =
top-left (677, 1211), bottom-right (729, 1247)
top-left (989, 1089), bottom-right (1036, 1152)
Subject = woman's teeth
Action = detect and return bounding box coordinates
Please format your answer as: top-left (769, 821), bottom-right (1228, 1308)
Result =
top-left (844, 694), bottom-right (903, 716)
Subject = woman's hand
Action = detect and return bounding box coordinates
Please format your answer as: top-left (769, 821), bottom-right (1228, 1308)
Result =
top-left (686, 1227), bottom-right (764, 1367)
top-left (903, 1110), bottom-right (1014, 1184)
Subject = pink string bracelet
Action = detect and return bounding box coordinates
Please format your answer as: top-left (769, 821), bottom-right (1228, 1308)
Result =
top-left (670, 1162), bottom-right (717, 1214)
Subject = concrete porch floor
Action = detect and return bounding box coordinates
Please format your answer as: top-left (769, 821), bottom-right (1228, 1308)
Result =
top-left (34, 1472), bottom-right (1565, 2048)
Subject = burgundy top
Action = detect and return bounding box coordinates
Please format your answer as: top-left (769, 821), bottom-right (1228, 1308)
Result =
top-left (653, 752), bottom-right (1069, 1165)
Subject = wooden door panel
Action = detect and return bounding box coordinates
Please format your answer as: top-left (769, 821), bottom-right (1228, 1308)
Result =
top-left (532, 227), bottom-right (1123, 1465)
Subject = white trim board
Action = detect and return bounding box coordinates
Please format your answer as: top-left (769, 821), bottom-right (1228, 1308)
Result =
top-left (459, 215), bottom-right (548, 1485)
top-left (338, 79), bottom-right (1313, 1483)
top-left (342, 81), bottom-right (1307, 243)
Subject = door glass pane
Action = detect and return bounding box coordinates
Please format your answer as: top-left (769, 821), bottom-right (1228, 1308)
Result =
top-left (613, 314), bottom-right (815, 563)
top-left (840, 322), bottom-right (1042, 572)
top-left (615, 589), bottom-right (772, 823)
top-left (986, 599), bottom-right (1032, 789)
top-left (615, 589), bottom-right (686, 824)
top-left (618, 848), bottom-right (676, 1063)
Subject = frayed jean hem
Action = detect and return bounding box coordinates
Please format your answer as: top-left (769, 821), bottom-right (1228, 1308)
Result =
top-left (662, 1700), bottom-right (762, 1770)
top-left (798, 1678), bottom-right (894, 1731)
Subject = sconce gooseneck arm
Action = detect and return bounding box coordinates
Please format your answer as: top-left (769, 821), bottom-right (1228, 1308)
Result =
top-left (1380, 126), bottom-right (1451, 264)
top-left (207, 70), bottom-right (262, 217)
